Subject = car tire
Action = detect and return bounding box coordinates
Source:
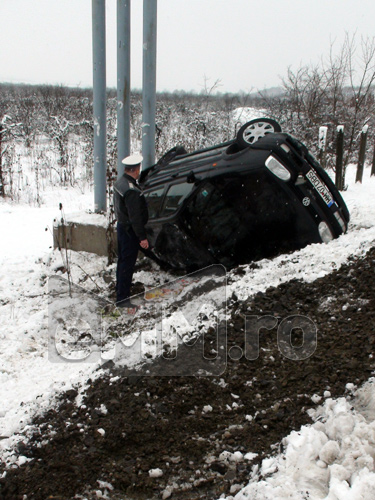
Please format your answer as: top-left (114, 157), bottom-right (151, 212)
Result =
top-left (237, 118), bottom-right (282, 147)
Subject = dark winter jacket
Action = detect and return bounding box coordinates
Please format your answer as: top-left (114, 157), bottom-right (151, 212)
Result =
top-left (113, 173), bottom-right (149, 241)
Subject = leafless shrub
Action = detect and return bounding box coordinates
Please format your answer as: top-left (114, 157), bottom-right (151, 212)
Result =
top-left (261, 33), bottom-right (375, 173)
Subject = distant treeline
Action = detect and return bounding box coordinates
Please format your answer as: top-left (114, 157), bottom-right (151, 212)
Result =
top-left (1, 33), bottom-right (375, 198)
top-left (0, 81), bottom-right (260, 199)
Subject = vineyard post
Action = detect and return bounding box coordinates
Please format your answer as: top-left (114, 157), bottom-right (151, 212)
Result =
top-left (335, 126), bottom-right (345, 191)
top-left (371, 141), bottom-right (375, 177)
top-left (318, 126), bottom-right (328, 169)
top-left (355, 124), bottom-right (369, 183)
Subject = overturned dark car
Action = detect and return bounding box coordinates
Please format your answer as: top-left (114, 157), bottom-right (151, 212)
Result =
top-left (140, 118), bottom-right (350, 271)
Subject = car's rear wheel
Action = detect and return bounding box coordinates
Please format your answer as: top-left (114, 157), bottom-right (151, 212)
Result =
top-left (237, 118), bottom-right (282, 147)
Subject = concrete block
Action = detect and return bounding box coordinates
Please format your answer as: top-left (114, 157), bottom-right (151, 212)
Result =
top-left (53, 212), bottom-right (117, 257)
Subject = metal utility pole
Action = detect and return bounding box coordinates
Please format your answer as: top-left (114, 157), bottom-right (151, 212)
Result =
top-left (142, 0), bottom-right (157, 169)
top-left (117, 0), bottom-right (131, 178)
top-left (92, 0), bottom-right (107, 212)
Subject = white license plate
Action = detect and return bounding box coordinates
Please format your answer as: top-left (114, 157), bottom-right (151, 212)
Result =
top-left (306, 169), bottom-right (334, 207)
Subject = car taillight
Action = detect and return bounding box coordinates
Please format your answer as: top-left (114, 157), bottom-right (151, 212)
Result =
top-left (318, 221), bottom-right (334, 243)
top-left (265, 155), bottom-right (291, 181)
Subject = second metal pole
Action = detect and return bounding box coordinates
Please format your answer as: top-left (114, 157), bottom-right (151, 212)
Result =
top-left (117, 0), bottom-right (131, 178)
top-left (142, 0), bottom-right (157, 169)
top-left (92, 0), bottom-right (107, 212)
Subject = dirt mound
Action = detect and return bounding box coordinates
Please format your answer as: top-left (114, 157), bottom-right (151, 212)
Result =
top-left (1, 248), bottom-right (375, 500)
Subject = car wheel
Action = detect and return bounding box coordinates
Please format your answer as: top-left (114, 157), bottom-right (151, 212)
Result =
top-left (237, 118), bottom-right (282, 147)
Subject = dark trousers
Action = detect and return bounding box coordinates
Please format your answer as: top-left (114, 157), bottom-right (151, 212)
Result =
top-left (116, 223), bottom-right (139, 303)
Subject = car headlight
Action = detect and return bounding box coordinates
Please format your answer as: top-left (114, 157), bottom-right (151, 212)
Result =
top-left (334, 211), bottom-right (347, 233)
top-left (318, 221), bottom-right (334, 243)
top-left (280, 143), bottom-right (291, 153)
top-left (265, 155), bottom-right (291, 181)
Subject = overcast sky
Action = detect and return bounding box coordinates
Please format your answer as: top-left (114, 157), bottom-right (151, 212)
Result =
top-left (1, 0), bottom-right (375, 94)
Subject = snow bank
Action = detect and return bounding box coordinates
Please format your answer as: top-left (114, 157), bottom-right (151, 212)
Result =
top-left (221, 380), bottom-right (375, 500)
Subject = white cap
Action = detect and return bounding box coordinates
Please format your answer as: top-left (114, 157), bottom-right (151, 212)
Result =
top-left (122, 153), bottom-right (143, 167)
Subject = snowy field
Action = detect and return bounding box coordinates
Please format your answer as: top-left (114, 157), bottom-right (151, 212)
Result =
top-left (1, 164), bottom-right (375, 498)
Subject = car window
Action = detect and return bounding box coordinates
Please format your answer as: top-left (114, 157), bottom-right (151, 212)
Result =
top-left (160, 182), bottom-right (194, 217)
top-left (144, 187), bottom-right (165, 219)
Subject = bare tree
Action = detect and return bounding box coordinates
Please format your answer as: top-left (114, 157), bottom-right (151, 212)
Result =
top-left (343, 33), bottom-right (375, 166)
top-left (260, 33), bottom-right (375, 173)
top-left (13, 94), bottom-right (39, 149)
top-left (0, 114), bottom-right (21, 197)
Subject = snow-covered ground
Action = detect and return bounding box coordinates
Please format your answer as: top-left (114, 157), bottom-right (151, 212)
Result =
top-left (1, 165), bottom-right (375, 498)
top-left (0, 189), bottom-right (104, 463)
top-left (232, 107), bottom-right (267, 125)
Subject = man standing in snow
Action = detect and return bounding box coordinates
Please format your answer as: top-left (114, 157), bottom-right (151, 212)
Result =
top-left (113, 154), bottom-right (149, 307)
